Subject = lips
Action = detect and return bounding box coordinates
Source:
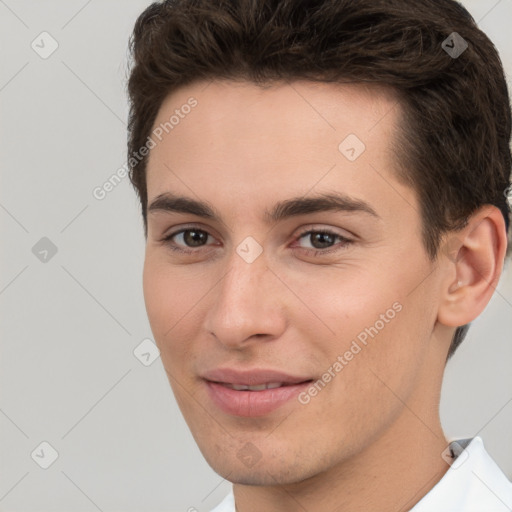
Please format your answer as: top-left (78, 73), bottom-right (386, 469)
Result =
top-left (221, 382), bottom-right (287, 391)
top-left (201, 368), bottom-right (314, 417)
top-left (202, 367), bottom-right (312, 387)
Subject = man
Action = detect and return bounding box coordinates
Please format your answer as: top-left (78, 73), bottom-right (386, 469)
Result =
top-left (126, 0), bottom-right (512, 510)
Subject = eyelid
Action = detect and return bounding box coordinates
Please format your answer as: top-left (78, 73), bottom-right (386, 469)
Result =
top-left (294, 224), bottom-right (355, 240)
top-left (160, 222), bottom-right (217, 241)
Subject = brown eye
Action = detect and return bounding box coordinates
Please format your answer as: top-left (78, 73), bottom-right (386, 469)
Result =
top-left (181, 229), bottom-right (209, 247)
top-left (162, 228), bottom-right (215, 254)
top-left (294, 229), bottom-right (352, 253)
top-left (307, 232), bottom-right (337, 249)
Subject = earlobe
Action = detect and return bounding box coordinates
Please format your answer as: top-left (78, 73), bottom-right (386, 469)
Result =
top-left (437, 205), bottom-right (507, 329)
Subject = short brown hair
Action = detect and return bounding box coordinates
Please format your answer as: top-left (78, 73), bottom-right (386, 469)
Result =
top-left (127, 0), bottom-right (512, 359)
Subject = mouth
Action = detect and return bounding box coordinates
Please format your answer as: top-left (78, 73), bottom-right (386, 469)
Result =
top-left (201, 369), bottom-right (314, 417)
top-left (211, 381), bottom-right (311, 391)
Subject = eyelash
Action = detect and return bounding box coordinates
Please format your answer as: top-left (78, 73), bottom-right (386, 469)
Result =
top-left (160, 227), bottom-right (353, 256)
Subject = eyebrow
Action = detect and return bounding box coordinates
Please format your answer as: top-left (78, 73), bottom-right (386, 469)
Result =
top-left (147, 191), bottom-right (380, 223)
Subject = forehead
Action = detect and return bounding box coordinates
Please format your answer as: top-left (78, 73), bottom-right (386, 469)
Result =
top-left (150, 79), bottom-right (400, 152)
top-left (145, 79), bottom-right (410, 222)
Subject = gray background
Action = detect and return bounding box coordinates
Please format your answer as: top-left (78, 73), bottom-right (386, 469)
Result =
top-left (1, 1), bottom-right (511, 511)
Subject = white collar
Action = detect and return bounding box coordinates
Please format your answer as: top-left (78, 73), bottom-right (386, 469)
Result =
top-left (411, 436), bottom-right (512, 511)
top-left (210, 437), bottom-right (512, 512)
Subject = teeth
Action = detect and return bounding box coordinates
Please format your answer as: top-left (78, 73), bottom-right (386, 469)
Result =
top-left (224, 382), bottom-right (284, 391)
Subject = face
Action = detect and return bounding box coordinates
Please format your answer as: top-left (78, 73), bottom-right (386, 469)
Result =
top-left (143, 80), bottom-right (446, 485)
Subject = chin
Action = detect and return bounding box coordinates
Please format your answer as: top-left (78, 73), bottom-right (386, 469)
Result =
top-left (223, 471), bottom-right (283, 486)
top-left (201, 446), bottom-right (322, 487)
top-left (214, 465), bottom-right (307, 487)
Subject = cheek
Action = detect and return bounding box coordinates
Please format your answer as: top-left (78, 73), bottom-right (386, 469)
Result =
top-left (290, 261), bottom-right (428, 382)
top-left (142, 252), bottom-right (218, 379)
top-left (287, 266), bottom-right (395, 343)
top-left (143, 257), bottom-right (171, 333)
top-left (142, 255), bottom-right (193, 353)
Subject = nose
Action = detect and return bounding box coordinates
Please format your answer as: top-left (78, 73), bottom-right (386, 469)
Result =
top-left (203, 247), bottom-right (287, 349)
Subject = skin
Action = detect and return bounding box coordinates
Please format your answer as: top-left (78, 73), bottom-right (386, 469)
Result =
top-left (142, 79), bottom-right (507, 512)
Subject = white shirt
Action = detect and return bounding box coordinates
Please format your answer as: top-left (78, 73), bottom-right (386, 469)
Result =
top-left (209, 437), bottom-right (512, 512)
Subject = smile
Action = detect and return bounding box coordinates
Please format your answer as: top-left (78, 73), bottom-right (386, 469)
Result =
top-left (201, 368), bottom-right (314, 417)
top-left (218, 382), bottom-right (292, 391)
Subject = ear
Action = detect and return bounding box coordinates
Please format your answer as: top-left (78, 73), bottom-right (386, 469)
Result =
top-left (437, 205), bottom-right (508, 329)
